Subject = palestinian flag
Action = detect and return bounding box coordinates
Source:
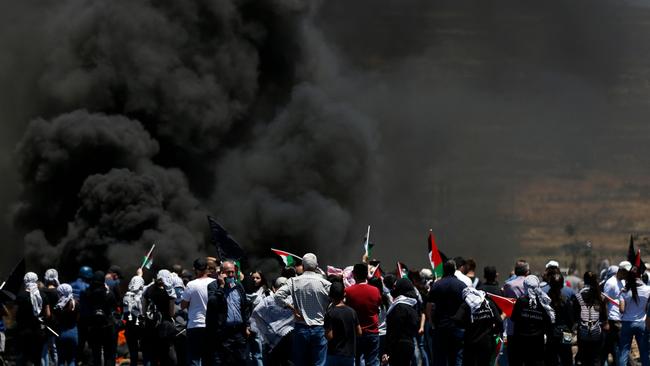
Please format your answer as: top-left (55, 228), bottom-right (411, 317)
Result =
top-left (363, 225), bottom-right (373, 258)
top-left (397, 261), bottom-right (408, 279)
top-left (271, 248), bottom-right (301, 267)
top-left (486, 293), bottom-right (516, 318)
top-left (491, 336), bottom-right (504, 366)
top-left (370, 264), bottom-right (383, 279)
top-left (627, 235), bottom-right (647, 274)
top-left (428, 230), bottom-right (444, 278)
top-left (142, 256), bottom-right (154, 270)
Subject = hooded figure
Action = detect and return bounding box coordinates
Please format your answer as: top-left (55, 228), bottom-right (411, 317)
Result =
top-left (24, 272), bottom-right (43, 317)
top-left (156, 269), bottom-right (176, 298)
top-left (383, 278), bottom-right (419, 366)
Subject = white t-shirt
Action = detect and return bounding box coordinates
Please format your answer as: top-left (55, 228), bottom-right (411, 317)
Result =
top-left (182, 277), bottom-right (216, 329)
top-left (619, 280), bottom-right (650, 322)
top-left (603, 275), bottom-right (624, 321)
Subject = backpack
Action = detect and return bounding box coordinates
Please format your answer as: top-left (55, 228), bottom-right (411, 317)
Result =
top-left (575, 292), bottom-right (602, 341)
top-left (144, 300), bottom-right (162, 330)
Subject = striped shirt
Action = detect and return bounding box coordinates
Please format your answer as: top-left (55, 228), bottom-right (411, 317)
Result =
top-left (275, 271), bottom-right (331, 326)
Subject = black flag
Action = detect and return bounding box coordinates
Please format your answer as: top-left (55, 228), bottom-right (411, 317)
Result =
top-left (2, 258), bottom-right (25, 301)
top-left (627, 235), bottom-right (647, 274)
top-left (207, 216), bottom-right (245, 261)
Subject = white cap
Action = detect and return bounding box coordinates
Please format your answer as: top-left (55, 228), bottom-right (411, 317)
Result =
top-left (619, 261), bottom-right (632, 272)
top-left (545, 260), bottom-right (560, 269)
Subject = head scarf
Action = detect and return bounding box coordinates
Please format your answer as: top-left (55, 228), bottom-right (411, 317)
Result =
top-left (606, 265), bottom-right (619, 280)
top-left (24, 272), bottom-right (43, 317)
top-left (524, 275), bottom-right (555, 323)
top-left (44, 269), bottom-right (60, 286)
top-left (170, 272), bottom-right (184, 289)
top-left (462, 287), bottom-right (490, 323)
top-left (387, 280), bottom-right (418, 315)
top-left (124, 275), bottom-right (145, 320)
top-left (157, 269), bottom-right (175, 297)
top-left (56, 283), bottom-right (74, 310)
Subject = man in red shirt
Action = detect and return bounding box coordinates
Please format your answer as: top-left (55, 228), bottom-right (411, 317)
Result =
top-left (345, 263), bottom-right (382, 366)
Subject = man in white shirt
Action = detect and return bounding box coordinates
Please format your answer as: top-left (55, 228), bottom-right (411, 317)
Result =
top-left (181, 258), bottom-right (216, 366)
top-left (603, 261), bottom-right (630, 365)
top-left (275, 253), bottom-right (331, 366)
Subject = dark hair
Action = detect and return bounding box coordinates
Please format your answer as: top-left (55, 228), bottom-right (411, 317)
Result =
top-left (625, 267), bottom-right (640, 303)
top-left (369, 277), bottom-right (390, 309)
top-left (514, 260), bottom-right (529, 276)
top-left (453, 257), bottom-right (466, 269)
top-left (443, 260), bottom-right (456, 277)
top-left (193, 258), bottom-right (208, 271)
top-left (281, 266), bottom-right (297, 278)
top-left (392, 278), bottom-right (417, 299)
top-left (465, 259), bottom-right (476, 271)
top-left (353, 263), bottom-right (369, 279)
top-left (548, 273), bottom-right (565, 305)
top-left (250, 270), bottom-right (268, 290)
top-left (582, 271), bottom-right (603, 306)
top-left (483, 266), bottom-right (497, 282)
top-left (329, 281), bottom-right (345, 301)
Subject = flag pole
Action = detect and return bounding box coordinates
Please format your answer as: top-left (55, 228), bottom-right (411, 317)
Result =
top-left (140, 243), bottom-right (156, 270)
top-left (365, 225), bottom-right (371, 257)
top-left (270, 248), bottom-right (302, 260)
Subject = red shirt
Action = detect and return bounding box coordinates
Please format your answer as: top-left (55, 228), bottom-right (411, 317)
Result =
top-left (344, 283), bottom-right (382, 334)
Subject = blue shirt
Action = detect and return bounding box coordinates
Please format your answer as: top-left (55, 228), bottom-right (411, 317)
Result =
top-left (225, 286), bottom-right (243, 325)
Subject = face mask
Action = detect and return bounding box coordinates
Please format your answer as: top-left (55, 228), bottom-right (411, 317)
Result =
top-left (225, 277), bottom-right (236, 288)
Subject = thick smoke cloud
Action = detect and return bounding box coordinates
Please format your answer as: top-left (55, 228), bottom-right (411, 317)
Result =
top-left (2, 0), bottom-right (377, 275)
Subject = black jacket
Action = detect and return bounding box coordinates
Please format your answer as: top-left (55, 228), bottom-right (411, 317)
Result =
top-left (206, 280), bottom-right (251, 336)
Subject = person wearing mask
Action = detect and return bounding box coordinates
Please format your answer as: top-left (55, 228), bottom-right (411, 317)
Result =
top-left (181, 258), bottom-right (216, 366)
top-left (275, 253), bottom-right (331, 366)
top-left (325, 281), bottom-right (361, 366)
top-left (453, 287), bottom-right (503, 366)
top-left (545, 273), bottom-right (574, 366)
top-left (603, 262), bottom-right (630, 366)
top-left (42, 269), bottom-right (60, 366)
top-left (344, 263), bottom-right (382, 366)
top-left (509, 275), bottom-right (554, 366)
top-left (427, 260), bottom-right (467, 366)
top-left (574, 271), bottom-right (608, 366)
top-left (16, 272), bottom-right (51, 366)
top-left (383, 278), bottom-right (419, 366)
top-left (123, 271), bottom-right (147, 366)
top-left (250, 277), bottom-right (295, 366)
top-left (206, 260), bottom-right (251, 364)
top-left (618, 267), bottom-right (650, 366)
top-left (144, 269), bottom-right (177, 365)
top-left (477, 266), bottom-right (503, 297)
top-left (53, 284), bottom-right (79, 366)
top-left (82, 271), bottom-right (117, 366)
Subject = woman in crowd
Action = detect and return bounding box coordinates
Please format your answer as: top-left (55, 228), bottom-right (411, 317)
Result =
top-left (383, 278), bottom-right (419, 366)
top-left (545, 273), bottom-right (574, 366)
top-left (453, 287), bottom-right (503, 366)
top-left (54, 284), bottom-right (79, 366)
top-left (618, 267), bottom-right (650, 366)
top-left (573, 271), bottom-right (608, 366)
top-left (16, 272), bottom-right (50, 366)
top-left (510, 275), bottom-right (554, 366)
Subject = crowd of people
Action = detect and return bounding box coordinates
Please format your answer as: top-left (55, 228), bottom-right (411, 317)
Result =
top-left (3, 252), bottom-right (650, 366)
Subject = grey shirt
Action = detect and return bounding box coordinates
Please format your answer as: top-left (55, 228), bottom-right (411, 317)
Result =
top-left (275, 271), bottom-right (331, 326)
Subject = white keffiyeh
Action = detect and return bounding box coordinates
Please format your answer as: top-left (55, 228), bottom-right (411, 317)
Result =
top-left (124, 276), bottom-right (145, 319)
top-left (24, 272), bottom-right (42, 317)
top-left (524, 275), bottom-right (555, 323)
top-left (56, 283), bottom-right (75, 310)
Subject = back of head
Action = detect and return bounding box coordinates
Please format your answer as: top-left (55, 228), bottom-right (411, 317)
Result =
top-left (453, 257), bottom-right (466, 270)
top-left (353, 263), bottom-right (368, 280)
top-left (483, 266), bottom-right (497, 282)
top-left (281, 267), bottom-right (297, 278)
top-left (383, 273), bottom-right (397, 290)
top-left (193, 257), bottom-right (208, 272)
top-left (79, 266), bottom-right (93, 281)
top-left (329, 281), bottom-right (345, 302)
top-left (108, 265), bottom-right (122, 278)
top-left (514, 260), bottom-right (529, 276)
top-left (392, 278), bottom-right (416, 298)
top-left (443, 260), bottom-right (456, 277)
top-left (274, 276), bottom-right (288, 290)
top-left (465, 258), bottom-right (476, 272)
top-left (302, 253), bottom-right (318, 272)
